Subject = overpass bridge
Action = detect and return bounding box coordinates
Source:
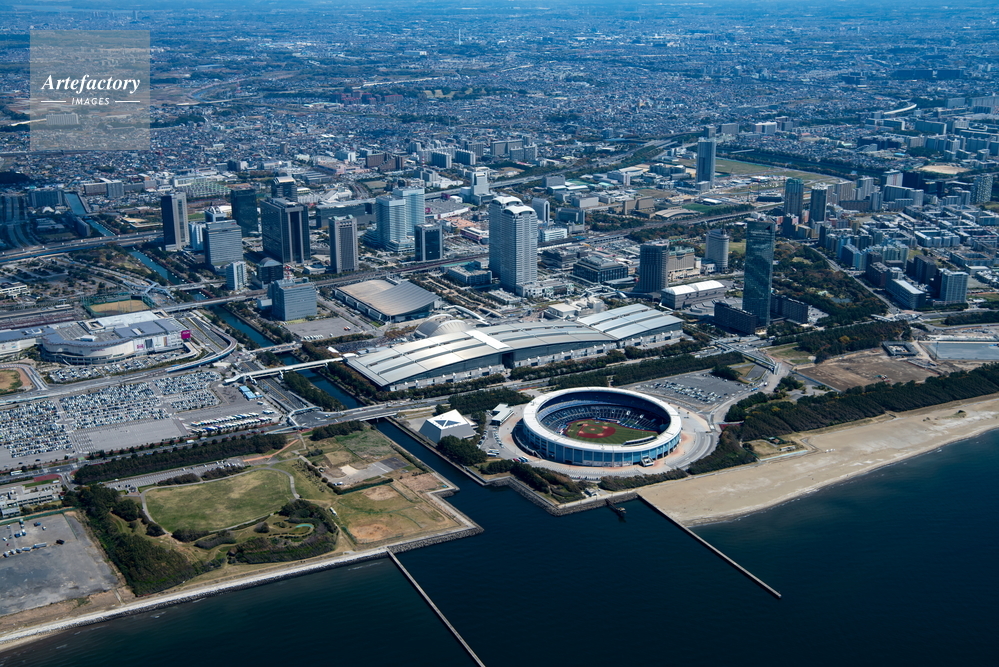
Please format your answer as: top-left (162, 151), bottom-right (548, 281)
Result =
top-left (224, 358), bottom-right (342, 384)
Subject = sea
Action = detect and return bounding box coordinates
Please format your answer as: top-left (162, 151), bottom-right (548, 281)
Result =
top-left (1, 422), bottom-right (995, 667)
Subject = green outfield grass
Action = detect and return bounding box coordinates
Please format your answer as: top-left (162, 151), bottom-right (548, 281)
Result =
top-left (563, 419), bottom-right (656, 446)
top-left (145, 469), bottom-right (293, 533)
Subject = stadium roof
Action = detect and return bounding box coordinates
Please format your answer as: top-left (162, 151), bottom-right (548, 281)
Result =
top-left (348, 304), bottom-right (681, 388)
top-left (337, 279), bottom-right (439, 318)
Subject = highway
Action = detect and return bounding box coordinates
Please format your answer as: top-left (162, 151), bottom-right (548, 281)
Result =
top-left (0, 231), bottom-right (162, 264)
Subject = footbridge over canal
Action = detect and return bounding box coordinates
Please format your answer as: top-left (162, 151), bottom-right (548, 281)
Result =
top-left (224, 358), bottom-right (344, 385)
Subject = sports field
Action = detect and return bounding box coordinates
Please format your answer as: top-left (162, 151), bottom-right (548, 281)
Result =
top-left (563, 419), bottom-right (656, 445)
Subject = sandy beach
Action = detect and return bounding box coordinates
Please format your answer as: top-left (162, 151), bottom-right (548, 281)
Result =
top-left (640, 394), bottom-right (999, 525)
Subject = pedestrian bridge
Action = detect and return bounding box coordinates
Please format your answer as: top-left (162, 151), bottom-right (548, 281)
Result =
top-left (223, 358), bottom-right (342, 384)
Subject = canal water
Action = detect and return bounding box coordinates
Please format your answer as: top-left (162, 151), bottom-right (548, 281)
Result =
top-left (5, 420), bottom-right (996, 666)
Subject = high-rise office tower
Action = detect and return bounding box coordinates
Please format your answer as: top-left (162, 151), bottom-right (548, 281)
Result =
top-left (329, 216), bottom-right (359, 274)
top-left (373, 187), bottom-right (425, 250)
top-left (188, 222), bottom-right (205, 252)
top-left (809, 185), bottom-right (828, 224)
top-left (636, 243), bottom-right (670, 293)
top-left (268, 278), bottom-right (317, 321)
top-left (705, 229), bottom-right (731, 273)
top-left (225, 261), bottom-right (247, 290)
top-left (271, 175), bottom-right (297, 201)
top-left (494, 202), bottom-right (538, 293)
top-left (742, 218), bottom-right (777, 327)
top-left (395, 186), bottom-right (426, 233)
top-left (783, 178), bottom-right (805, 221)
top-left (204, 220), bottom-right (243, 269)
top-left (696, 138), bottom-right (716, 186)
top-left (260, 198), bottom-right (310, 264)
top-left (488, 195), bottom-right (524, 276)
top-left (531, 197), bottom-right (550, 223)
top-left (415, 223), bottom-right (444, 262)
top-left (229, 185), bottom-right (259, 236)
top-left (375, 194), bottom-right (408, 249)
top-left (161, 192), bottom-right (189, 251)
top-left (472, 171), bottom-right (490, 197)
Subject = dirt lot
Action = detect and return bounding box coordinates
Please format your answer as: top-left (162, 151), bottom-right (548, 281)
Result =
top-left (798, 349), bottom-right (937, 391)
top-left (89, 299), bottom-right (150, 315)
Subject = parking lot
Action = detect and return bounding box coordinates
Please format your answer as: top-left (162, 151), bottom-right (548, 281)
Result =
top-left (284, 316), bottom-right (359, 340)
top-left (47, 350), bottom-right (190, 383)
top-left (629, 370), bottom-right (758, 408)
top-left (0, 513), bottom-right (117, 616)
top-left (0, 370), bottom-right (285, 463)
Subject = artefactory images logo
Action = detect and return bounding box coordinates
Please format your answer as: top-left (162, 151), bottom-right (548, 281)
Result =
top-left (30, 30), bottom-right (150, 151)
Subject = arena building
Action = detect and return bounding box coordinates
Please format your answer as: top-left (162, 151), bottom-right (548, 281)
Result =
top-left (514, 387), bottom-right (682, 467)
top-left (0, 311), bottom-right (190, 365)
top-left (346, 304), bottom-right (683, 391)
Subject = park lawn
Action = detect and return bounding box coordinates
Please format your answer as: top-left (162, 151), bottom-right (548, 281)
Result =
top-left (339, 428), bottom-right (396, 461)
top-left (332, 484), bottom-right (454, 545)
top-left (274, 459), bottom-right (333, 503)
top-left (145, 469), bottom-right (293, 533)
top-left (564, 419), bottom-right (656, 445)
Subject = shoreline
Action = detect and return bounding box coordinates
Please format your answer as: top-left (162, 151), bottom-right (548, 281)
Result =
top-left (0, 479), bottom-right (483, 654)
top-left (640, 393), bottom-right (999, 526)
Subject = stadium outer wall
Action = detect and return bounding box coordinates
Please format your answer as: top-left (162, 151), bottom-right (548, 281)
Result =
top-left (513, 387), bottom-right (682, 468)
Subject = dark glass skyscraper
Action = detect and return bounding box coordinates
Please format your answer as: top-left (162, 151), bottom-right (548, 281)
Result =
top-left (783, 178), bottom-right (804, 221)
top-left (261, 198), bottom-right (310, 264)
top-left (742, 218), bottom-right (776, 327)
top-left (696, 138), bottom-right (716, 186)
top-left (229, 185), bottom-right (259, 236)
top-left (161, 192), bottom-right (188, 252)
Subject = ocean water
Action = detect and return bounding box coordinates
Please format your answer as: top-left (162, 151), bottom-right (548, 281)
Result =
top-left (2, 424), bottom-right (995, 666)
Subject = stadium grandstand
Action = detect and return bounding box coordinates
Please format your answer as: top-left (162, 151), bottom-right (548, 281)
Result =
top-left (514, 388), bottom-right (682, 467)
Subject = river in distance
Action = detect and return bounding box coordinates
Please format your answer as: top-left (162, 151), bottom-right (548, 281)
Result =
top-left (2, 423), bottom-right (995, 666)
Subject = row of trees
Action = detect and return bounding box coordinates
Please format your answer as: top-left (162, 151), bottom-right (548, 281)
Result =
top-left (283, 371), bottom-right (345, 411)
top-left (66, 486), bottom-right (194, 595)
top-left (509, 350), bottom-right (626, 381)
top-left (774, 320), bottom-right (910, 363)
top-left (436, 435), bottom-right (487, 466)
top-left (447, 388), bottom-right (531, 415)
top-left (309, 420), bottom-right (366, 442)
top-left (738, 364), bottom-right (999, 441)
top-left (943, 311), bottom-right (999, 326)
top-left (552, 351), bottom-right (745, 389)
top-left (598, 468), bottom-right (687, 491)
top-left (74, 434), bottom-right (286, 484)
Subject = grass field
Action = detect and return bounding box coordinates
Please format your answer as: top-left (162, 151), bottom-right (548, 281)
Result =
top-left (563, 419), bottom-right (656, 445)
top-left (89, 299), bottom-right (150, 315)
top-left (0, 369), bottom-right (23, 394)
top-left (333, 484), bottom-right (452, 544)
top-left (145, 469), bottom-right (294, 532)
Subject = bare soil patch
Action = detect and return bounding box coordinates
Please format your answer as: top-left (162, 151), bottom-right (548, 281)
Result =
top-left (800, 349), bottom-right (937, 390)
top-left (362, 485), bottom-right (398, 501)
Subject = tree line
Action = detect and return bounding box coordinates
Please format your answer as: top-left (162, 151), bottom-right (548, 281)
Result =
top-left (309, 420), bottom-right (366, 441)
top-left (448, 388), bottom-right (531, 415)
top-left (773, 320), bottom-right (910, 363)
top-left (74, 434), bottom-right (286, 484)
top-left (283, 371), bottom-right (345, 411)
top-left (65, 485), bottom-right (195, 595)
top-left (737, 363), bottom-right (999, 441)
top-left (552, 351), bottom-right (744, 390)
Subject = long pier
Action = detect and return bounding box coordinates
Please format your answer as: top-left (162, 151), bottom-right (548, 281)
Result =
top-left (387, 550), bottom-right (487, 667)
top-left (639, 497), bottom-right (782, 599)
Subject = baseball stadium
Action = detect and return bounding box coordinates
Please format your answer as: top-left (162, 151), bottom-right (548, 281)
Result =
top-left (514, 387), bottom-right (682, 467)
